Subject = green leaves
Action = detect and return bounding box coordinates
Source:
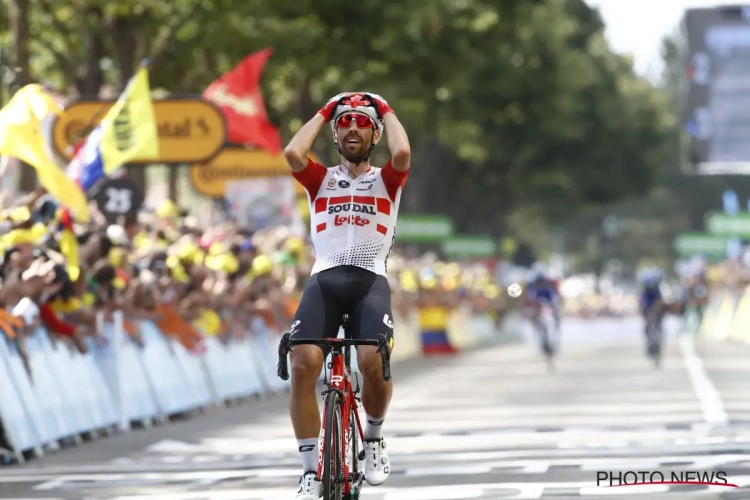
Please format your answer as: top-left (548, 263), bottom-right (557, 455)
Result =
top-left (14, 0), bottom-right (673, 236)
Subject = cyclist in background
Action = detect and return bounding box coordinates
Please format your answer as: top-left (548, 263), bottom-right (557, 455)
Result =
top-left (640, 270), bottom-right (665, 343)
top-left (524, 268), bottom-right (561, 330)
top-left (688, 271), bottom-right (709, 326)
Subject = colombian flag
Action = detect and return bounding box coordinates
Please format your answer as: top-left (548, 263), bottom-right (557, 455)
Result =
top-left (68, 62), bottom-right (159, 192)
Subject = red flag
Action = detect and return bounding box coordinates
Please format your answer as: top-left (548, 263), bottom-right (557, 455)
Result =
top-left (203, 48), bottom-right (282, 154)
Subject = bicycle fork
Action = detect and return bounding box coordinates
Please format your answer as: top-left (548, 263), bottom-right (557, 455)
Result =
top-left (318, 353), bottom-right (366, 498)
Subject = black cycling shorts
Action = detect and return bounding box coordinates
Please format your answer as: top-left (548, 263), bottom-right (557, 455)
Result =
top-left (290, 265), bottom-right (395, 348)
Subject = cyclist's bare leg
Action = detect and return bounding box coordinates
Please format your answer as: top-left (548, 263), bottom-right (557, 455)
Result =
top-left (357, 345), bottom-right (393, 423)
top-left (289, 348), bottom-right (323, 496)
top-left (357, 344), bottom-right (393, 485)
top-left (290, 345), bottom-right (325, 439)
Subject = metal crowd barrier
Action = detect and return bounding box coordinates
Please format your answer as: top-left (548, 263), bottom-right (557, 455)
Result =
top-left (699, 287), bottom-right (750, 343)
top-left (0, 305), bottom-right (512, 464)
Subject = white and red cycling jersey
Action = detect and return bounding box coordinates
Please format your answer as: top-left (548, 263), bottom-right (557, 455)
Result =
top-left (292, 158), bottom-right (408, 278)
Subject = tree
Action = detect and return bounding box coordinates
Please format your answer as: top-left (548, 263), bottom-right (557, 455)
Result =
top-left (15, 0), bottom-right (674, 239)
top-left (10, 0), bottom-right (38, 191)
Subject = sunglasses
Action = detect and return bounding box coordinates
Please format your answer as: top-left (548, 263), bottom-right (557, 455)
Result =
top-left (336, 113), bottom-right (374, 129)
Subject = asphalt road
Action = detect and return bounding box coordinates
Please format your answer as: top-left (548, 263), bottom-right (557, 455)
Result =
top-left (2, 317), bottom-right (750, 499)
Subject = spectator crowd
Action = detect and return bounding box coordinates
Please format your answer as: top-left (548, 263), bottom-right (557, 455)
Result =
top-left (0, 187), bottom-right (509, 381)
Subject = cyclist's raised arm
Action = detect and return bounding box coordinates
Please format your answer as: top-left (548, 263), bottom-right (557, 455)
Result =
top-left (283, 114), bottom-right (326, 173)
top-left (383, 112), bottom-right (411, 172)
top-left (366, 94), bottom-right (410, 172)
top-left (284, 93), bottom-right (348, 173)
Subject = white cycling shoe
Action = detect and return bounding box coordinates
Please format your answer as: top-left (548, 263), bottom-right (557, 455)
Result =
top-left (364, 438), bottom-right (390, 486)
top-left (295, 471), bottom-right (321, 499)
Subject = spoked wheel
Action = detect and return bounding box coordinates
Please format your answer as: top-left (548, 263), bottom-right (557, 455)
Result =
top-left (322, 391), bottom-right (343, 500)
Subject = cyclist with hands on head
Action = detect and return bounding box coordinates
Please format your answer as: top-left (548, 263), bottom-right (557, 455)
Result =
top-left (283, 92), bottom-right (411, 499)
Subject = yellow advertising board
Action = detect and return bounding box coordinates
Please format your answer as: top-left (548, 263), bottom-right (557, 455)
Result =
top-left (190, 147), bottom-right (324, 198)
top-left (52, 98), bottom-right (226, 164)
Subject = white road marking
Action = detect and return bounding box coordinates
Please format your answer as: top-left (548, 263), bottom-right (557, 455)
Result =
top-left (100, 476), bottom-right (750, 499)
top-left (679, 335), bottom-right (728, 425)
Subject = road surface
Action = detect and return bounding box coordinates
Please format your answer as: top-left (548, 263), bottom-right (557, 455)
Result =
top-left (1, 317), bottom-right (749, 499)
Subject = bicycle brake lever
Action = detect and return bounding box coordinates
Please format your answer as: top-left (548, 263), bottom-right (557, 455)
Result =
top-left (377, 335), bottom-right (392, 382)
top-left (277, 333), bottom-right (292, 381)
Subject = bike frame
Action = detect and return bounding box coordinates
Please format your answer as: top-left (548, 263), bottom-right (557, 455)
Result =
top-left (276, 326), bottom-right (391, 499)
top-left (317, 340), bottom-right (365, 496)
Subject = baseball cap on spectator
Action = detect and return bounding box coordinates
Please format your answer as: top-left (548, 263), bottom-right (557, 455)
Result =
top-left (156, 200), bottom-right (179, 220)
top-left (251, 255), bottom-right (273, 277)
top-left (285, 236), bottom-right (305, 254)
top-left (165, 242), bottom-right (203, 283)
top-left (5, 206), bottom-right (32, 224)
top-left (204, 243), bottom-right (239, 275)
top-left (108, 247), bottom-right (128, 267)
top-left (2, 227), bottom-right (43, 253)
top-left (399, 271), bottom-right (419, 293)
top-left (195, 308), bottom-right (222, 336)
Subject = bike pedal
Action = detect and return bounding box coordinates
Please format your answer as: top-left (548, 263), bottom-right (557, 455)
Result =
top-left (358, 450), bottom-right (365, 461)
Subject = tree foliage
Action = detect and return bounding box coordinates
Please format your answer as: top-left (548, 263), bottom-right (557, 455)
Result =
top-left (7, 0), bottom-right (674, 236)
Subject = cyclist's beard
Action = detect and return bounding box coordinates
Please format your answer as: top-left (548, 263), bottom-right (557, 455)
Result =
top-left (339, 134), bottom-right (371, 164)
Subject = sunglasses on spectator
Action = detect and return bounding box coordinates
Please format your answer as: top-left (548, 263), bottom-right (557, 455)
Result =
top-left (336, 113), bottom-right (374, 129)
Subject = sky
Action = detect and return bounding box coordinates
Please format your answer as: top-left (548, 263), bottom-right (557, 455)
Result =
top-left (585, 0), bottom-right (732, 79)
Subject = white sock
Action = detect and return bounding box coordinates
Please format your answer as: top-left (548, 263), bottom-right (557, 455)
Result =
top-left (364, 413), bottom-right (385, 440)
top-left (297, 438), bottom-right (318, 473)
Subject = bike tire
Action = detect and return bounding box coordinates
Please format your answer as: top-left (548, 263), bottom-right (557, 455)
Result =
top-left (322, 391), bottom-right (343, 500)
top-left (652, 329), bottom-right (663, 369)
top-left (537, 322), bottom-right (552, 357)
top-left (348, 405), bottom-right (364, 498)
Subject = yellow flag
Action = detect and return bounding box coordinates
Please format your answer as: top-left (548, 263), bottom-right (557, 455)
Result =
top-left (98, 66), bottom-right (159, 173)
top-left (0, 85), bottom-right (89, 222)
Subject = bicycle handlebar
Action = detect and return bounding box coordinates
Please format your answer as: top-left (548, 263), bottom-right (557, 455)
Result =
top-left (277, 334), bottom-right (392, 383)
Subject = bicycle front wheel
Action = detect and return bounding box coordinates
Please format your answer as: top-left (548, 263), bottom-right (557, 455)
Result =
top-left (535, 321), bottom-right (550, 352)
top-left (322, 391), bottom-right (343, 500)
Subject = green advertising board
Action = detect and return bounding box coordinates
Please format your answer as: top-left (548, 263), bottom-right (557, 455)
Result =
top-left (395, 215), bottom-right (454, 243)
top-left (441, 235), bottom-right (497, 258)
top-left (674, 232), bottom-right (728, 258)
top-left (705, 212), bottom-right (750, 238)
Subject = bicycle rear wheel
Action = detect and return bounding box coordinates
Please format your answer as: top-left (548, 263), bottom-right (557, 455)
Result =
top-left (536, 321), bottom-right (552, 356)
top-left (649, 324), bottom-right (663, 368)
top-left (348, 403), bottom-right (364, 498)
top-left (322, 391), bottom-right (343, 500)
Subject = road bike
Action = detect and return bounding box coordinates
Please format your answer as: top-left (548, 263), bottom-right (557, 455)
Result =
top-left (277, 314), bottom-right (392, 500)
top-left (532, 304), bottom-right (558, 371)
top-left (645, 308), bottom-right (663, 369)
